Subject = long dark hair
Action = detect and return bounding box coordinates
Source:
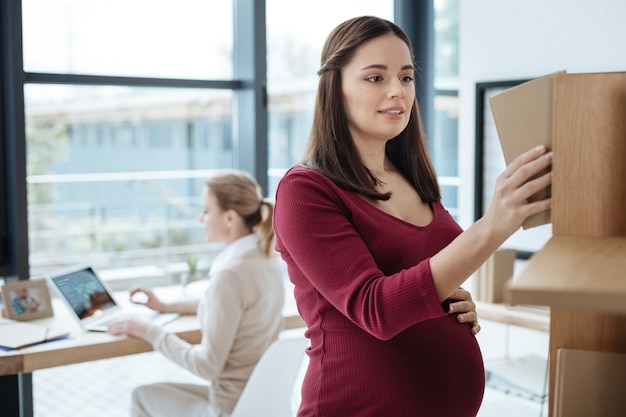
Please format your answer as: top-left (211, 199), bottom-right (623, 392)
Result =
top-left (302, 15), bottom-right (440, 202)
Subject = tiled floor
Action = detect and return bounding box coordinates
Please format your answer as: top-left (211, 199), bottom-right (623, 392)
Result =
top-left (32, 320), bottom-right (549, 417)
top-left (33, 351), bottom-right (206, 417)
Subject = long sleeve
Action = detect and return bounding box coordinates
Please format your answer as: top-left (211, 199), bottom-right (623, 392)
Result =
top-left (273, 166), bottom-right (484, 417)
top-left (145, 271), bottom-right (244, 380)
top-left (162, 297), bottom-right (200, 315)
top-left (144, 236), bottom-right (285, 413)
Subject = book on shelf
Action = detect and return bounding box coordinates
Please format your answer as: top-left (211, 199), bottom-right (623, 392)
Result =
top-left (489, 71), bottom-right (561, 229)
top-left (554, 348), bottom-right (626, 417)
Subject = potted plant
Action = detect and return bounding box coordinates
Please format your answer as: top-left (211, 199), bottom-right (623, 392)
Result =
top-left (181, 256), bottom-right (200, 286)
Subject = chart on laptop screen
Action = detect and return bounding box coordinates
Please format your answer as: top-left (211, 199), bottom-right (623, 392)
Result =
top-left (52, 268), bottom-right (117, 319)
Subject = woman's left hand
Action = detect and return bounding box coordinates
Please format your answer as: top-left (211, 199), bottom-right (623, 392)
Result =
top-left (448, 288), bottom-right (481, 335)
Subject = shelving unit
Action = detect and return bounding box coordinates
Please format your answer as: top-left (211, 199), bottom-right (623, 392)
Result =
top-left (506, 71), bottom-right (626, 417)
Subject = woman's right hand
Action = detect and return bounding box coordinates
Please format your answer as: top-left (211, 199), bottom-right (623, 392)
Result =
top-left (484, 145), bottom-right (553, 239)
top-left (129, 286), bottom-right (165, 312)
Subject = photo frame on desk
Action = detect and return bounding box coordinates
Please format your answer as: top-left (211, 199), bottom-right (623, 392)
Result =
top-left (474, 79), bottom-right (552, 260)
top-left (1, 277), bottom-right (54, 320)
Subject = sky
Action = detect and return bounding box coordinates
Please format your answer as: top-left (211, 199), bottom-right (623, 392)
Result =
top-left (22, 0), bottom-right (393, 79)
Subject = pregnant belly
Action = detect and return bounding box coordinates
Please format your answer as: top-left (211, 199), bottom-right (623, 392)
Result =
top-left (394, 314), bottom-right (486, 415)
top-left (304, 314), bottom-right (485, 417)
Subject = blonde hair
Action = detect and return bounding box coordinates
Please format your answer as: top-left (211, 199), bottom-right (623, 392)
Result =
top-left (205, 170), bottom-right (275, 256)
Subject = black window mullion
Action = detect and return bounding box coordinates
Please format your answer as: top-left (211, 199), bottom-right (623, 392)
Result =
top-left (395, 0), bottom-right (435, 140)
top-left (233, 0), bottom-right (268, 194)
top-left (1, 0), bottom-right (28, 280)
top-left (24, 72), bottom-right (244, 90)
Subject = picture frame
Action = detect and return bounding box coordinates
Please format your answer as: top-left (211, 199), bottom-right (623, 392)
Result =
top-left (1, 277), bottom-right (54, 320)
top-left (474, 79), bottom-right (552, 260)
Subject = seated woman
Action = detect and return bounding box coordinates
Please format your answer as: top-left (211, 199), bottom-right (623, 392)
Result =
top-left (108, 169), bottom-right (285, 417)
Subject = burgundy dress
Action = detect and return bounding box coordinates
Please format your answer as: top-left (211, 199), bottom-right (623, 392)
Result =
top-left (274, 166), bottom-right (485, 417)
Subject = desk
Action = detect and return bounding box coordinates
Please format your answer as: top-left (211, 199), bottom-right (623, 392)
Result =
top-left (0, 313), bottom-right (202, 376)
top-left (1, 300), bottom-right (545, 417)
top-left (0, 287), bottom-right (305, 417)
top-left (0, 303), bottom-right (547, 375)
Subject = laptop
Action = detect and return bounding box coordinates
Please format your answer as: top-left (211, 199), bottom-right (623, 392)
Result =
top-left (46, 265), bottom-right (179, 332)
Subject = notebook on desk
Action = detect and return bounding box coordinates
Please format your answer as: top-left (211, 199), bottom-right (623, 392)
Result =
top-left (46, 265), bottom-right (179, 332)
top-left (0, 318), bottom-right (70, 350)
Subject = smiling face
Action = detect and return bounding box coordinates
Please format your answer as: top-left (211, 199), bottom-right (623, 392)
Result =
top-left (341, 33), bottom-right (415, 147)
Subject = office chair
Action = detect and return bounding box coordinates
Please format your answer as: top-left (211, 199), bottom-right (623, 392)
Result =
top-left (230, 333), bottom-right (309, 417)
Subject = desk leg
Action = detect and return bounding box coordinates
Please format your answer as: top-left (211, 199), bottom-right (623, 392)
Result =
top-left (0, 373), bottom-right (33, 417)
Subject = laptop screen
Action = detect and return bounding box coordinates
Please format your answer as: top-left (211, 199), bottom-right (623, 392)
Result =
top-left (49, 267), bottom-right (117, 320)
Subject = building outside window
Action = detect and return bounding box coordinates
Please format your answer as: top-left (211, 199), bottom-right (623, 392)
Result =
top-left (21, 0), bottom-right (236, 278)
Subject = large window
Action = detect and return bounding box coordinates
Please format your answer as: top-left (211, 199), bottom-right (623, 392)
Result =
top-left (2, 0), bottom-right (262, 281)
top-left (25, 85), bottom-right (234, 274)
top-left (2, 0), bottom-right (462, 283)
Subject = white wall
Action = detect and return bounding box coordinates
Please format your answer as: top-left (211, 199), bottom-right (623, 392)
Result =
top-left (458, 0), bottom-right (626, 229)
top-left (458, 0), bottom-right (626, 359)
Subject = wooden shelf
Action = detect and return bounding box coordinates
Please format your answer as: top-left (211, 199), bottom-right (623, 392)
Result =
top-left (495, 71), bottom-right (626, 417)
top-left (476, 301), bottom-right (549, 333)
top-left (508, 235), bottom-right (626, 313)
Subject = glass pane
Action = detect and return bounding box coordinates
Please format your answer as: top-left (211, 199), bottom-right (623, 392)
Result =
top-left (266, 0), bottom-right (394, 197)
top-left (434, 0), bottom-right (460, 217)
top-left (22, 0), bottom-right (233, 79)
top-left (434, 0), bottom-right (460, 88)
top-left (25, 84), bottom-right (233, 276)
top-left (432, 93), bottom-right (459, 215)
top-left (431, 94), bottom-right (459, 177)
top-left (440, 184), bottom-right (459, 220)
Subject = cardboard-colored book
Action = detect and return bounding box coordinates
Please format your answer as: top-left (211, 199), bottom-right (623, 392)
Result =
top-left (553, 348), bottom-right (626, 417)
top-left (489, 71), bottom-right (563, 229)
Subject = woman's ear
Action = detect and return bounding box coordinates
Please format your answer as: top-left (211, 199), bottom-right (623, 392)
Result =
top-left (224, 208), bottom-right (239, 225)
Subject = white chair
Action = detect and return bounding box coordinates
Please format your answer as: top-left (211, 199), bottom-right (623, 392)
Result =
top-left (230, 333), bottom-right (309, 417)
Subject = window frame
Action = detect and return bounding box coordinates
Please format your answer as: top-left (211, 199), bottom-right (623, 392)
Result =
top-left (1, 0), bottom-right (28, 279)
top-left (1, 0), bottom-right (268, 280)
